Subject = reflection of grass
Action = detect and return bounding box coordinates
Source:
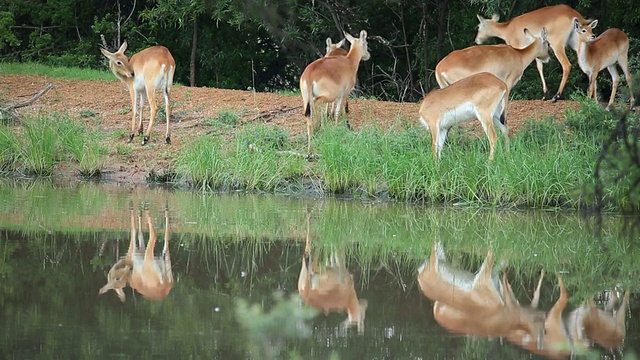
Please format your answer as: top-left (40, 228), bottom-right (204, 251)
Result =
top-left (236, 291), bottom-right (318, 360)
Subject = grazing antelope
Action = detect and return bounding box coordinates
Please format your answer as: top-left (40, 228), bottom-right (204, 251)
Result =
top-left (475, 5), bottom-right (595, 101)
top-left (573, 21), bottom-right (635, 110)
top-left (99, 207), bottom-right (174, 302)
top-left (436, 28), bottom-right (550, 92)
top-left (300, 30), bottom-right (371, 153)
top-left (101, 41), bottom-right (175, 145)
top-left (297, 210), bottom-right (367, 332)
top-left (418, 72), bottom-right (509, 161)
top-left (568, 290), bottom-right (630, 350)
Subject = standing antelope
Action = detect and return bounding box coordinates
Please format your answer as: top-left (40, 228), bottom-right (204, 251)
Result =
top-left (324, 37), bottom-right (350, 115)
top-left (99, 207), bottom-right (174, 302)
top-left (573, 21), bottom-right (635, 110)
top-left (436, 28), bottom-right (550, 92)
top-left (325, 37), bottom-right (348, 57)
top-left (297, 210), bottom-right (367, 332)
top-left (475, 5), bottom-right (596, 101)
top-left (419, 72), bottom-right (509, 161)
top-left (300, 30), bottom-right (371, 153)
top-left (101, 42), bottom-right (175, 145)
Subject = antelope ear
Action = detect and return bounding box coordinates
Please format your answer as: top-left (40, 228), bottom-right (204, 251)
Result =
top-left (99, 284), bottom-right (111, 294)
top-left (359, 30), bottom-right (367, 41)
top-left (589, 19), bottom-right (598, 29)
top-left (344, 31), bottom-right (355, 43)
top-left (574, 18), bottom-right (581, 31)
top-left (326, 37), bottom-right (332, 47)
top-left (117, 41), bottom-right (128, 54)
top-left (491, 14), bottom-right (499, 21)
top-left (476, 14), bottom-right (485, 22)
top-left (541, 27), bottom-right (549, 42)
top-left (336, 39), bottom-right (345, 48)
top-left (100, 47), bottom-right (114, 59)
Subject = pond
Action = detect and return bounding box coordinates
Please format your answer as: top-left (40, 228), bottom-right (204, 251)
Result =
top-left (0, 180), bottom-right (638, 359)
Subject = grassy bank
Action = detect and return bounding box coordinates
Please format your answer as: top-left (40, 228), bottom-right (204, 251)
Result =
top-left (175, 97), bottom-right (638, 212)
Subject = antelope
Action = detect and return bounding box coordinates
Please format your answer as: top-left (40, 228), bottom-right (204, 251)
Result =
top-left (300, 30), bottom-right (371, 153)
top-left (325, 37), bottom-right (348, 57)
top-left (324, 37), bottom-right (350, 115)
top-left (297, 210), bottom-right (367, 332)
top-left (573, 21), bottom-right (635, 110)
top-left (418, 72), bottom-right (509, 161)
top-left (568, 290), bottom-right (630, 350)
top-left (99, 207), bottom-right (174, 302)
top-left (100, 41), bottom-right (175, 145)
top-left (436, 28), bottom-right (550, 92)
top-left (475, 5), bottom-right (596, 101)
top-left (418, 242), bottom-right (546, 349)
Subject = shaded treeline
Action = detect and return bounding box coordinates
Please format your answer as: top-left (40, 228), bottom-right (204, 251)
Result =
top-left (1, 0), bottom-right (638, 101)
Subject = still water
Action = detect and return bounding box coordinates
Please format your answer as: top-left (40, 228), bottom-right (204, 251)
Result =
top-left (0, 180), bottom-right (638, 359)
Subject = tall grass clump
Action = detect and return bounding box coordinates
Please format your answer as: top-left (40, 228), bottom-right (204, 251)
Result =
top-left (56, 116), bottom-right (107, 177)
top-left (17, 116), bottom-right (58, 175)
top-left (175, 135), bottom-right (231, 190)
top-left (315, 125), bottom-right (384, 195)
top-left (0, 114), bottom-right (106, 177)
top-left (176, 124), bottom-right (305, 192)
top-left (232, 124), bottom-right (304, 191)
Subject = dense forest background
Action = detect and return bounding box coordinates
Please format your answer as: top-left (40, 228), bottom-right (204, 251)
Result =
top-left (0, 0), bottom-right (638, 102)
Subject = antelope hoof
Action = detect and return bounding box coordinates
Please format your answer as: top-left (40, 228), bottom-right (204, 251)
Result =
top-left (142, 136), bottom-right (150, 145)
top-left (551, 94), bottom-right (562, 102)
top-left (128, 133), bottom-right (135, 142)
top-left (541, 91), bottom-right (549, 101)
top-left (165, 135), bottom-right (171, 145)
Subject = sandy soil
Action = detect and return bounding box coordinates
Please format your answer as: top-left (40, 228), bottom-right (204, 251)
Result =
top-left (0, 74), bottom-right (578, 183)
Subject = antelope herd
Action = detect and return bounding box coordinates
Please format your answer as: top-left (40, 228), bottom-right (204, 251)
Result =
top-left (100, 4), bottom-right (635, 160)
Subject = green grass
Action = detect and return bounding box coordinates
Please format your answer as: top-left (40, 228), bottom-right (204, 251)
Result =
top-left (0, 62), bottom-right (114, 81)
top-left (0, 113), bottom-right (107, 177)
top-left (173, 97), bottom-right (640, 212)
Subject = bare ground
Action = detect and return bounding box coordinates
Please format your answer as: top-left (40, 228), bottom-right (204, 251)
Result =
top-left (0, 74), bottom-right (578, 184)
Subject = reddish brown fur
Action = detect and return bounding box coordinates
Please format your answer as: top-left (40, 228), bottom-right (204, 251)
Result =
top-left (300, 30), bottom-right (370, 153)
top-left (99, 207), bottom-right (173, 302)
top-left (419, 72), bottom-right (509, 161)
top-left (101, 42), bottom-right (175, 145)
top-left (297, 210), bottom-right (367, 332)
top-left (574, 22), bottom-right (635, 110)
top-left (436, 28), bottom-right (549, 92)
top-left (475, 5), bottom-right (595, 101)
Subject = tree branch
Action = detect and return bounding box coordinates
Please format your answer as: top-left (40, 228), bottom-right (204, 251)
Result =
top-left (0, 84), bottom-right (54, 123)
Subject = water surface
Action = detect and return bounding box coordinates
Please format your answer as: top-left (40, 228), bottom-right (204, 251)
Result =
top-left (0, 181), bottom-right (637, 359)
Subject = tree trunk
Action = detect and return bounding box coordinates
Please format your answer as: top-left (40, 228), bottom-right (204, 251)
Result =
top-left (190, 17), bottom-right (198, 87)
top-left (421, 0), bottom-right (430, 92)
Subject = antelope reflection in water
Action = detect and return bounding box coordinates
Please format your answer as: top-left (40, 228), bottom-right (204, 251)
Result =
top-left (509, 271), bottom-right (631, 358)
top-left (297, 210), bottom-right (367, 332)
top-left (99, 206), bottom-right (173, 302)
top-left (417, 242), bottom-right (547, 349)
